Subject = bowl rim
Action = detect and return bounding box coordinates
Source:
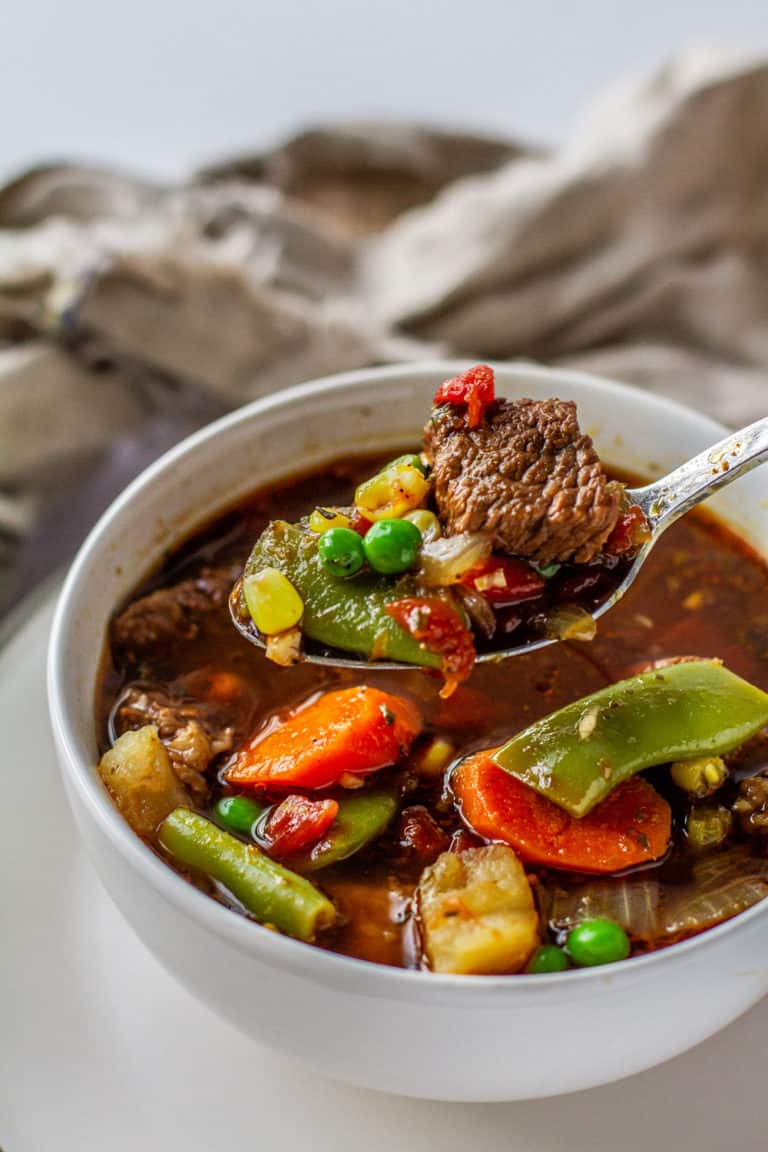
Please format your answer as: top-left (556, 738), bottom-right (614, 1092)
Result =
top-left (47, 358), bottom-right (768, 1004)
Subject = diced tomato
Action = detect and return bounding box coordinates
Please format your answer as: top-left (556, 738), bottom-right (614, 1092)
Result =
top-left (433, 364), bottom-right (495, 429)
top-left (397, 805), bottom-right (450, 862)
top-left (461, 555), bottom-right (545, 606)
top-left (452, 749), bottom-right (671, 873)
top-left (604, 505), bottom-right (651, 556)
top-left (349, 509), bottom-right (373, 537)
top-left (265, 794), bottom-right (339, 856)
top-left (385, 597), bottom-right (476, 699)
top-left (226, 686), bottom-right (422, 790)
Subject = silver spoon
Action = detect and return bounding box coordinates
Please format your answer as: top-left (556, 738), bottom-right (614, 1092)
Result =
top-left (230, 417), bottom-right (768, 668)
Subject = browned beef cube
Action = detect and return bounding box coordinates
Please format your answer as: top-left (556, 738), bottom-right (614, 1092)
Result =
top-left (424, 398), bottom-right (621, 564)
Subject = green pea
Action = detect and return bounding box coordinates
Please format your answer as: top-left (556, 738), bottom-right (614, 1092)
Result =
top-left (526, 944), bottom-right (571, 974)
top-left (363, 518), bottom-right (422, 575)
top-left (318, 527), bottom-right (366, 578)
top-left (213, 795), bottom-right (266, 837)
top-left (566, 918), bottom-right (630, 967)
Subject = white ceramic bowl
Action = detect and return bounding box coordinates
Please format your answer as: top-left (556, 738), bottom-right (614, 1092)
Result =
top-left (48, 361), bottom-right (768, 1102)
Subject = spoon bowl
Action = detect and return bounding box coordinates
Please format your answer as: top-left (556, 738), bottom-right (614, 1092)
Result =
top-left (230, 416), bottom-right (768, 668)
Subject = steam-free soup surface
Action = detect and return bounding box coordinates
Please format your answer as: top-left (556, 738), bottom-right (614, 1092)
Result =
top-left (98, 455), bottom-right (768, 967)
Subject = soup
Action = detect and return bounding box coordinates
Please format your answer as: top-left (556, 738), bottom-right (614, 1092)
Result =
top-left (96, 449), bottom-right (768, 973)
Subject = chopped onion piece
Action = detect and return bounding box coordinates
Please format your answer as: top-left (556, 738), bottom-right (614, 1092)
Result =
top-left (455, 586), bottom-right (496, 639)
top-left (419, 532), bottom-right (492, 587)
top-left (662, 847), bottom-right (768, 940)
top-left (539, 604), bottom-right (597, 642)
top-left (265, 627), bottom-right (303, 666)
top-left (550, 877), bottom-right (661, 943)
top-left (549, 845), bottom-right (768, 947)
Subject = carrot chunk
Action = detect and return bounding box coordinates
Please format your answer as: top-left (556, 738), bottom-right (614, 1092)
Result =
top-left (452, 749), bottom-right (671, 873)
top-left (225, 686), bottom-right (422, 790)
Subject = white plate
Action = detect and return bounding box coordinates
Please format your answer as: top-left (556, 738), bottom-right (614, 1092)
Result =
top-left (2, 593), bottom-right (767, 1150)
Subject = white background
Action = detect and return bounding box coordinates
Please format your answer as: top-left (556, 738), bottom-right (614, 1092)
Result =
top-left (4, 0), bottom-right (768, 181)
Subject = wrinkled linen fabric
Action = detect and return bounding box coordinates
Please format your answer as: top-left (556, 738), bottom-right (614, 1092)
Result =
top-left (1, 48), bottom-right (766, 612)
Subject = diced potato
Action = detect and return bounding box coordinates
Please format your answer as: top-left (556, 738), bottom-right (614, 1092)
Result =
top-left (417, 844), bottom-right (539, 975)
top-left (98, 725), bottom-right (189, 838)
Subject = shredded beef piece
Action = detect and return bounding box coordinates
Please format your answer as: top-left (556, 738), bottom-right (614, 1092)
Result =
top-left (733, 775), bottom-right (768, 835)
top-left (111, 566), bottom-right (238, 664)
top-left (424, 399), bottom-right (622, 564)
top-left (114, 684), bottom-right (235, 801)
top-left (396, 805), bottom-right (451, 863)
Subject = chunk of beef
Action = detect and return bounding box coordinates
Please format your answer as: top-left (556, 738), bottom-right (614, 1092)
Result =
top-left (111, 566), bottom-right (238, 665)
top-left (113, 684), bottom-right (235, 801)
top-left (727, 727), bottom-right (768, 835)
top-left (733, 775), bottom-right (768, 835)
top-left (424, 399), bottom-right (622, 564)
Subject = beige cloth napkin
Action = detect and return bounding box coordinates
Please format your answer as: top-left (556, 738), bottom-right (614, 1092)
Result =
top-left (1, 47), bottom-right (766, 611)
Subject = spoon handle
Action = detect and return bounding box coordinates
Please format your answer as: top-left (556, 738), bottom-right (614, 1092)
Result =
top-left (627, 416), bottom-right (768, 533)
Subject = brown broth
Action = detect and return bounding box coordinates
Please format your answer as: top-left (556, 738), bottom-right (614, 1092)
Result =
top-left (98, 453), bottom-right (768, 969)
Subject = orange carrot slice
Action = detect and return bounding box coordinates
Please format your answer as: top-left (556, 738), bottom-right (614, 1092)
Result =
top-left (452, 749), bottom-right (671, 873)
top-left (226, 686), bottom-right (422, 791)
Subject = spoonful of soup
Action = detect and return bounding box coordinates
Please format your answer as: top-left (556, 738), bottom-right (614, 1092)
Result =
top-left (230, 365), bottom-right (768, 695)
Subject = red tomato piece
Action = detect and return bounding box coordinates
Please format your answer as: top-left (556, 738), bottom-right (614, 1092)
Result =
top-left (265, 794), bottom-right (339, 857)
top-left (433, 364), bottom-right (495, 428)
top-left (604, 505), bottom-right (651, 556)
top-left (225, 686), bottom-right (422, 790)
top-left (385, 597), bottom-right (476, 699)
top-left (349, 509), bottom-right (374, 537)
top-left (461, 555), bottom-right (545, 606)
top-left (452, 749), bottom-right (671, 873)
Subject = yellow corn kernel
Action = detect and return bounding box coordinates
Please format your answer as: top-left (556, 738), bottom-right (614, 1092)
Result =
top-left (355, 462), bottom-right (430, 521)
top-left (413, 737), bottom-right (455, 780)
top-left (309, 507), bottom-right (351, 534)
top-left (670, 755), bottom-right (728, 799)
top-left (243, 568), bottom-right (304, 635)
top-left (404, 508), bottom-right (442, 544)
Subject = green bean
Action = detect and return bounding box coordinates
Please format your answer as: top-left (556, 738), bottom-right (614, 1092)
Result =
top-left (297, 789), bottom-right (399, 872)
top-left (492, 660), bottom-right (768, 817)
top-left (243, 520), bottom-right (440, 667)
top-left (159, 808), bottom-right (336, 940)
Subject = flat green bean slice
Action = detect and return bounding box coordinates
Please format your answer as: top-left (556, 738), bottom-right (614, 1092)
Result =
top-left (295, 789), bottom-right (399, 873)
top-left (243, 520), bottom-right (440, 667)
top-left (492, 660), bottom-right (768, 817)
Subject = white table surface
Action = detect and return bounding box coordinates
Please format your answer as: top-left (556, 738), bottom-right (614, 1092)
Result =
top-left (1, 593), bottom-right (767, 1151)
